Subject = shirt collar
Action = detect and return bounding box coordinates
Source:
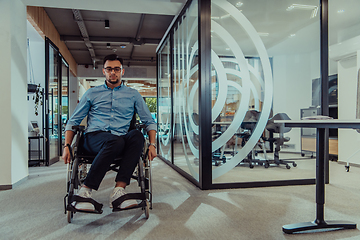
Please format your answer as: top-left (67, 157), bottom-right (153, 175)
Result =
top-left (103, 80), bottom-right (123, 90)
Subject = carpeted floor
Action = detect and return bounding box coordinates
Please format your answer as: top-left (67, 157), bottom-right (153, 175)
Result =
top-left (1, 157), bottom-right (360, 240)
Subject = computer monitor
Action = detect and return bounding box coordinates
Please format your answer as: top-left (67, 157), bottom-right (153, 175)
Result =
top-left (30, 121), bottom-right (39, 133)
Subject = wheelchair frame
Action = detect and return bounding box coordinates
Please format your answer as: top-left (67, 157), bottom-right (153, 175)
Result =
top-left (64, 125), bottom-right (152, 223)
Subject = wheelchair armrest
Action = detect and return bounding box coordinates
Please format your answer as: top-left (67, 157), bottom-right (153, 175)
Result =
top-left (72, 125), bottom-right (86, 132)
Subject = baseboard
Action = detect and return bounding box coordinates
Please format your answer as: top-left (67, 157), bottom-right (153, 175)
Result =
top-left (0, 185), bottom-right (12, 191)
top-left (0, 176), bottom-right (28, 191)
top-left (337, 160), bottom-right (360, 168)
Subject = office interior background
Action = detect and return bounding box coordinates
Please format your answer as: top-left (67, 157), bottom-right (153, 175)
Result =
top-left (1, 0), bottom-right (360, 198)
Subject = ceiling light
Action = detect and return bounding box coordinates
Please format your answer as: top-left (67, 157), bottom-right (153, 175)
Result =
top-left (105, 20), bottom-right (110, 29)
top-left (226, 48), bottom-right (230, 51)
top-left (311, 7), bottom-right (319, 18)
top-left (258, 32), bottom-right (269, 37)
top-left (289, 34), bottom-right (296, 38)
top-left (235, 2), bottom-right (243, 8)
top-left (337, 9), bottom-right (345, 13)
top-left (287, 4), bottom-right (316, 11)
top-left (220, 14), bottom-right (231, 19)
top-left (127, 83), bottom-right (144, 87)
top-left (286, 4), bottom-right (319, 19)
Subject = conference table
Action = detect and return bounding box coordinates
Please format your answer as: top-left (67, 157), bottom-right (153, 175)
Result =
top-left (275, 119), bottom-right (360, 234)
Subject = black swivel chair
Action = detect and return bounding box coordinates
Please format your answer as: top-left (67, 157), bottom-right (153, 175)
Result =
top-left (262, 113), bottom-right (297, 169)
top-left (235, 110), bottom-right (266, 168)
top-left (192, 113), bottom-right (226, 166)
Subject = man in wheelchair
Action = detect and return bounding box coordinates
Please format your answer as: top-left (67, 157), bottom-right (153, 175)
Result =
top-left (62, 54), bottom-right (157, 213)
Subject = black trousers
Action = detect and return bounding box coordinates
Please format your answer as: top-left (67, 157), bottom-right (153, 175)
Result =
top-left (82, 130), bottom-right (144, 190)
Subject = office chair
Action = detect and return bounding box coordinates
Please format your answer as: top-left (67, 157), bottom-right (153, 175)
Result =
top-left (192, 113), bottom-right (226, 166)
top-left (262, 113), bottom-right (297, 169)
top-left (235, 110), bottom-right (267, 168)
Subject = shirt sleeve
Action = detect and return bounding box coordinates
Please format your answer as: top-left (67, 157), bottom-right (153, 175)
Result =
top-left (134, 92), bottom-right (157, 132)
top-left (65, 90), bottom-right (92, 132)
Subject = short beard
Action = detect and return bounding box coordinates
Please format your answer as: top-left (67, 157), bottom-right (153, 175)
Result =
top-left (106, 78), bottom-right (120, 84)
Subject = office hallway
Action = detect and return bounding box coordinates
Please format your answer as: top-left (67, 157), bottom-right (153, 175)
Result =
top-left (1, 158), bottom-right (360, 240)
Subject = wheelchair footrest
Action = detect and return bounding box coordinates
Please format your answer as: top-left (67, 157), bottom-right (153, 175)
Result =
top-left (112, 193), bottom-right (146, 212)
top-left (67, 195), bottom-right (103, 214)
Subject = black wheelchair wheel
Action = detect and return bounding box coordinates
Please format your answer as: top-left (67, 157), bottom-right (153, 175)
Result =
top-left (66, 158), bottom-right (81, 223)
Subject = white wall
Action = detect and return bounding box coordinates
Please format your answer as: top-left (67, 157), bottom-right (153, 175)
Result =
top-left (337, 56), bottom-right (359, 163)
top-left (268, 21), bottom-right (320, 153)
top-left (271, 53), bottom-right (317, 152)
top-left (68, 72), bottom-right (78, 116)
top-left (27, 21), bottom-right (45, 134)
top-left (0, 0), bottom-right (28, 187)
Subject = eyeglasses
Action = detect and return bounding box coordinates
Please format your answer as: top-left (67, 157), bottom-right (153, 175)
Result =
top-left (104, 67), bottom-right (122, 73)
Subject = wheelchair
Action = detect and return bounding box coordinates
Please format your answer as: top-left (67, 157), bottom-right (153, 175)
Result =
top-left (63, 123), bottom-right (152, 223)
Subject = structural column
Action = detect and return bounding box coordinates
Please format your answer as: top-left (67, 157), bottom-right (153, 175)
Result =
top-left (0, 0), bottom-right (29, 189)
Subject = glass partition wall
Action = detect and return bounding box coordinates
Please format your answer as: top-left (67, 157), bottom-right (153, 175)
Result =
top-left (329, 1), bottom-right (360, 172)
top-left (157, 0), bottom-right (329, 189)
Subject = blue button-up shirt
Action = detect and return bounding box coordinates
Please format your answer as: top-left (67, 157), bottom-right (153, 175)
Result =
top-left (65, 82), bottom-right (156, 136)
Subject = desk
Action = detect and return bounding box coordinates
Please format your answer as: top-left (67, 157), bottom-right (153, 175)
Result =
top-left (28, 135), bottom-right (44, 166)
top-left (276, 119), bottom-right (360, 234)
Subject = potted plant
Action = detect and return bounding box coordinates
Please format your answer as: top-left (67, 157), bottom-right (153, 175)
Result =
top-left (33, 84), bottom-right (43, 116)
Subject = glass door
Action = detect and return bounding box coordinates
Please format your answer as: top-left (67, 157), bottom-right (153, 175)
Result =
top-left (45, 38), bottom-right (68, 165)
top-left (61, 58), bottom-right (69, 151)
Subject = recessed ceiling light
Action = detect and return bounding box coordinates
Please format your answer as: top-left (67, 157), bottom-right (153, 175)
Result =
top-left (226, 48), bottom-right (230, 51)
top-left (289, 34), bottom-right (296, 38)
top-left (235, 2), bottom-right (243, 8)
top-left (286, 4), bottom-right (319, 19)
top-left (211, 14), bottom-right (231, 20)
top-left (258, 32), bottom-right (269, 37)
top-left (220, 14), bottom-right (231, 19)
top-left (337, 9), bottom-right (345, 13)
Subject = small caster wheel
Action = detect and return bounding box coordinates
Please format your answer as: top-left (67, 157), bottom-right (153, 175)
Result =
top-left (301, 153), bottom-right (305, 157)
top-left (345, 165), bottom-right (350, 172)
top-left (286, 164), bottom-right (291, 169)
top-left (144, 200), bottom-right (150, 219)
top-left (249, 164), bottom-right (254, 169)
top-left (293, 163), bottom-right (297, 167)
top-left (264, 162), bottom-right (269, 168)
top-left (215, 161), bottom-right (219, 166)
top-left (222, 159), bottom-right (226, 163)
top-left (259, 162), bottom-right (263, 166)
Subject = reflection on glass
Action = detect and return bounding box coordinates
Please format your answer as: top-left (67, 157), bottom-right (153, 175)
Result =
top-left (329, 0), bottom-right (360, 166)
top-left (211, 0), bottom-right (319, 184)
top-left (61, 60), bottom-right (69, 147)
top-left (48, 45), bottom-right (59, 161)
top-left (172, 1), bottom-right (200, 181)
top-left (158, 39), bottom-right (172, 161)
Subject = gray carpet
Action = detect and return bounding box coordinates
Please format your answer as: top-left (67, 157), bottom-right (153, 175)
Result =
top-left (1, 158), bottom-right (360, 240)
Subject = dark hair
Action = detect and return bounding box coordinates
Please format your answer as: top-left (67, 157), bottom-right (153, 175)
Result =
top-left (103, 54), bottom-right (124, 66)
